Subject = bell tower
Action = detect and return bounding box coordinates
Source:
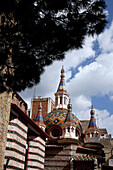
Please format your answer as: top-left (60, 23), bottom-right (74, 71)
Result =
top-left (54, 66), bottom-right (69, 110)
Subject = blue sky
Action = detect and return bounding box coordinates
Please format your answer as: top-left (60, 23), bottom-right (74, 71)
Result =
top-left (20, 0), bottom-right (113, 136)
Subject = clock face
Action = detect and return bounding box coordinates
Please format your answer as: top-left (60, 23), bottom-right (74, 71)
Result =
top-left (52, 129), bottom-right (60, 137)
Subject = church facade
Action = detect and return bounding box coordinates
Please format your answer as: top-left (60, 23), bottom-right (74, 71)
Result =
top-left (2, 67), bottom-right (113, 169)
top-left (31, 67), bottom-right (113, 170)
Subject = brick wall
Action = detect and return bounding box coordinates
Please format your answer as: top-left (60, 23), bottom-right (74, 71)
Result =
top-left (31, 97), bottom-right (55, 120)
top-left (0, 92), bottom-right (12, 170)
top-left (32, 100), bottom-right (48, 119)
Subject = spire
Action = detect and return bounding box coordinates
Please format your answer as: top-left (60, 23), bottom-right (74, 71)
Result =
top-left (64, 99), bottom-right (75, 126)
top-left (35, 103), bottom-right (46, 131)
top-left (59, 99), bottom-right (79, 143)
top-left (84, 105), bottom-right (103, 149)
top-left (54, 66), bottom-right (69, 110)
top-left (88, 105), bottom-right (97, 129)
top-left (57, 66), bottom-right (67, 92)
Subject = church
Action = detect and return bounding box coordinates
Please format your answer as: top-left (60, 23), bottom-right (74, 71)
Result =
top-left (3, 67), bottom-right (113, 169)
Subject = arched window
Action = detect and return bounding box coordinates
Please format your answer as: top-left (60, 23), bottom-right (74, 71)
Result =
top-left (95, 132), bottom-right (98, 137)
top-left (64, 97), bottom-right (66, 104)
top-left (67, 127), bottom-right (70, 132)
top-left (91, 132), bottom-right (94, 137)
top-left (60, 96), bottom-right (62, 104)
top-left (71, 127), bottom-right (74, 132)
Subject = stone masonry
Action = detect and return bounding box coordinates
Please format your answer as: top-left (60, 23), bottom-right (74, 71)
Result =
top-left (0, 92), bottom-right (12, 170)
top-left (45, 144), bottom-right (78, 170)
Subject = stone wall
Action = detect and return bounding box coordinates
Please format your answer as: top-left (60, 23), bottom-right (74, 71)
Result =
top-left (45, 144), bottom-right (77, 170)
top-left (0, 92), bottom-right (12, 170)
top-left (100, 138), bottom-right (113, 161)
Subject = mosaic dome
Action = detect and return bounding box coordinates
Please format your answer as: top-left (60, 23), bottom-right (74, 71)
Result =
top-left (44, 110), bottom-right (82, 131)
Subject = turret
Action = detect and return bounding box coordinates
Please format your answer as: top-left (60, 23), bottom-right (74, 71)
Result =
top-left (54, 66), bottom-right (69, 110)
top-left (58, 99), bottom-right (80, 145)
top-left (34, 103), bottom-right (46, 131)
top-left (83, 106), bottom-right (103, 149)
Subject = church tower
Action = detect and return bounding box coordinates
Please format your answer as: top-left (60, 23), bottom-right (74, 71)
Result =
top-left (54, 66), bottom-right (69, 110)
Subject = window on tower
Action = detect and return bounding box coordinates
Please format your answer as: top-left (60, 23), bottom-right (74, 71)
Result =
top-left (60, 96), bottom-right (62, 104)
top-left (64, 97), bottom-right (66, 104)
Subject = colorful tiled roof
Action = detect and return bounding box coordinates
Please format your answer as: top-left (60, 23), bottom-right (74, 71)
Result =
top-left (88, 106), bottom-right (97, 129)
top-left (44, 110), bottom-right (82, 130)
top-left (57, 66), bottom-right (67, 92)
top-left (64, 99), bottom-right (75, 126)
top-left (33, 103), bottom-right (45, 125)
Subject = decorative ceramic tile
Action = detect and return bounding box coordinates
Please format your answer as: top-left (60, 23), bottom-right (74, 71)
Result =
top-left (44, 110), bottom-right (82, 131)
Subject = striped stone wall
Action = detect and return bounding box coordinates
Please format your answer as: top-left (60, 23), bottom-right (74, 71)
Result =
top-left (45, 144), bottom-right (77, 170)
top-left (4, 115), bottom-right (28, 169)
top-left (27, 136), bottom-right (45, 170)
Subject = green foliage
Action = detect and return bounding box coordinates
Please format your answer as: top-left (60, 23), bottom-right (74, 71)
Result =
top-left (0, 0), bottom-right (107, 92)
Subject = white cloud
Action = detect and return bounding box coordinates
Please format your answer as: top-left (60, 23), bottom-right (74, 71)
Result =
top-left (110, 95), bottom-right (113, 101)
top-left (20, 35), bottom-right (96, 105)
top-left (20, 21), bottom-right (113, 136)
top-left (99, 112), bottom-right (113, 137)
top-left (73, 95), bottom-right (91, 112)
top-left (98, 21), bottom-right (113, 53)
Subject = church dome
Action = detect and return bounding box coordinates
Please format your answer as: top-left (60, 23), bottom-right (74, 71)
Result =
top-left (43, 67), bottom-right (82, 140)
top-left (44, 109), bottom-right (82, 131)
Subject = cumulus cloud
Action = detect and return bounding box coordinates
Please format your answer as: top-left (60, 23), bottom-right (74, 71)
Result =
top-left (20, 35), bottom-right (96, 105)
top-left (98, 21), bottom-right (113, 53)
top-left (20, 20), bottom-right (113, 136)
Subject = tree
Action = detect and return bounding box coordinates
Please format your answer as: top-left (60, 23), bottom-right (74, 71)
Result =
top-left (0, 0), bottom-right (107, 93)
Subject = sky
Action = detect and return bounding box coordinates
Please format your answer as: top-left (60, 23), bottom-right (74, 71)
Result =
top-left (20, 0), bottom-right (113, 136)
